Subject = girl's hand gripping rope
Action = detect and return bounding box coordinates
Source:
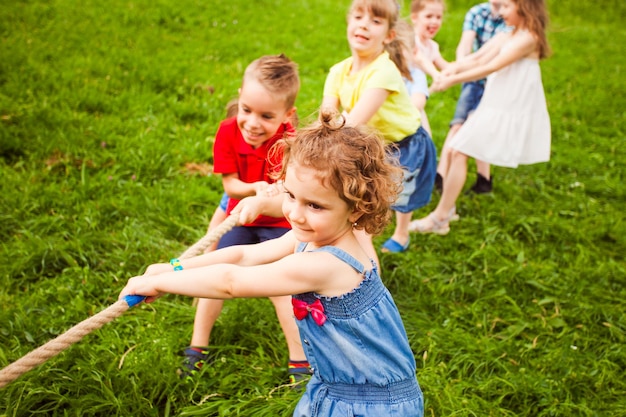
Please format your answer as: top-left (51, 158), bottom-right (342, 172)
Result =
top-left (119, 276), bottom-right (164, 304)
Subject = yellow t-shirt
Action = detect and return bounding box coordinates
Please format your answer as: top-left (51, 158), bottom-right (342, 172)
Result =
top-left (323, 51), bottom-right (421, 143)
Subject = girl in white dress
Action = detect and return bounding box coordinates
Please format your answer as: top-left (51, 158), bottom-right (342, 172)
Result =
top-left (410, 0), bottom-right (551, 235)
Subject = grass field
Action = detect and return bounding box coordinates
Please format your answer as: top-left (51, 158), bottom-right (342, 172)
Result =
top-left (1, 0), bottom-right (625, 416)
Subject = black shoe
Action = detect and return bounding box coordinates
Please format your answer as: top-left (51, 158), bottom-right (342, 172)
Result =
top-left (434, 172), bottom-right (443, 193)
top-left (468, 173), bottom-right (492, 194)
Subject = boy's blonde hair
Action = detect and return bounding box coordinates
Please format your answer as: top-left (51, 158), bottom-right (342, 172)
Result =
top-left (242, 54), bottom-right (300, 109)
top-left (274, 109), bottom-right (403, 236)
top-left (348, 0), bottom-right (412, 80)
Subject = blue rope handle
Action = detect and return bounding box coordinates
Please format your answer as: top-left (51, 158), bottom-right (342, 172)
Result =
top-left (124, 295), bottom-right (146, 308)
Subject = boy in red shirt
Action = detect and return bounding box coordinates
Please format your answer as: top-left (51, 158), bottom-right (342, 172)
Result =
top-left (180, 55), bottom-right (310, 384)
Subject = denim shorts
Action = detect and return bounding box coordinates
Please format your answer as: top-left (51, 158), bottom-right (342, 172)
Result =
top-left (450, 81), bottom-right (485, 126)
top-left (388, 127), bottom-right (437, 213)
top-left (217, 226), bottom-right (290, 249)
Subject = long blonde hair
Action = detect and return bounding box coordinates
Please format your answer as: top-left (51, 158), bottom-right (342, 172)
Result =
top-left (391, 19), bottom-right (418, 81)
top-left (513, 0), bottom-right (551, 59)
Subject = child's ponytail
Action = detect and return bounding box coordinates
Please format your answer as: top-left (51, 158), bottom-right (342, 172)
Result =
top-left (388, 18), bottom-right (417, 81)
top-left (385, 37), bottom-right (412, 80)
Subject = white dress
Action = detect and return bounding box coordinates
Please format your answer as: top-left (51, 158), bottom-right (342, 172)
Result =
top-left (449, 43), bottom-right (551, 168)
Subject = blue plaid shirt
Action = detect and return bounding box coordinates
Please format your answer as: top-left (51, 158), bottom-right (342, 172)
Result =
top-left (463, 2), bottom-right (509, 84)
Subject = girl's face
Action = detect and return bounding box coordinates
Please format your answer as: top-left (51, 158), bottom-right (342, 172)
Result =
top-left (411, 2), bottom-right (444, 40)
top-left (282, 163), bottom-right (358, 247)
top-left (499, 0), bottom-right (521, 27)
top-left (237, 79), bottom-right (295, 149)
top-left (347, 7), bottom-right (394, 57)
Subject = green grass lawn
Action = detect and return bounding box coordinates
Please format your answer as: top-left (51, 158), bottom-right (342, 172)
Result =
top-left (1, 0), bottom-right (625, 416)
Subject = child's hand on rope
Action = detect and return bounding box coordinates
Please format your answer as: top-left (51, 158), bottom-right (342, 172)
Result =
top-left (263, 182), bottom-right (281, 197)
top-left (253, 181), bottom-right (271, 196)
top-left (254, 181), bottom-right (280, 198)
top-left (231, 191), bottom-right (285, 225)
top-left (119, 275), bottom-right (164, 304)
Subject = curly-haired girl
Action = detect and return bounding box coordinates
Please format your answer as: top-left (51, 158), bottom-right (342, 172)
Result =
top-left (119, 109), bottom-right (424, 416)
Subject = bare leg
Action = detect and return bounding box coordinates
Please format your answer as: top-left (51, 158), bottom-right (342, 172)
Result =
top-left (476, 159), bottom-right (491, 179)
top-left (190, 298), bottom-right (225, 346)
top-left (434, 150), bottom-right (469, 220)
top-left (388, 211), bottom-right (413, 248)
top-left (411, 150), bottom-right (469, 233)
top-left (179, 298), bottom-right (224, 377)
top-left (436, 124), bottom-right (462, 178)
top-left (270, 296), bottom-right (306, 361)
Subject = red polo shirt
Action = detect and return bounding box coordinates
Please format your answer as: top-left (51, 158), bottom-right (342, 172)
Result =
top-left (213, 117), bottom-right (292, 228)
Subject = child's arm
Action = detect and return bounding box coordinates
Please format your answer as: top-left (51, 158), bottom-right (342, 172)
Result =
top-left (123, 231), bottom-right (298, 301)
top-left (432, 55), bottom-right (449, 72)
top-left (406, 76), bottom-right (430, 135)
top-left (455, 30), bottom-right (477, 60)
top-left (419, 109), bottom-right (431, 137)
top-left (222, 173), bottom-right (270, 200)
top-left (321, 95), bottom-right (339, 112)
top-left (410, 92), bottom-right (427, 113)
top-left (433, 32), bottom-right (535, 91)
top-left (442, 32), bottom-right (507, 76)
top-left (414, 50), bottom-right (440, 78)
top-left (406, 67), bottom-right (429, 112)
top-left (119, 233), bottom-right (351, 302)
top-left (232, 194), bottom-right (285, 225)
top-left (342, 88), bottom-right (390, 127)
top-left (415, 40), bottom-right (449, 77)
top-left (323, 89), bottom-right (390, 127)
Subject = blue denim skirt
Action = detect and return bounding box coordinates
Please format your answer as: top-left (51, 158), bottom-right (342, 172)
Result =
top-left (388, 127), bottom-right (437, 213)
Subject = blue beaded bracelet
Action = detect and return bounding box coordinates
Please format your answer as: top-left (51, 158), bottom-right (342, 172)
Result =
top-left (170, 258), bottom-right (183, 271)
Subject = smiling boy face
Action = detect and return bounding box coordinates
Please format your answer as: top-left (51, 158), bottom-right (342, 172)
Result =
top-left (236, 78), bottom-right (295, 149)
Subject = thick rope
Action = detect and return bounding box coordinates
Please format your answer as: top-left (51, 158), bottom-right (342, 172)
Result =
top-left (0, 299), bottom-right (132, 388)
top-left (178, 213), bottom-right (239, 259)
top-left (0, 213), bottom-right (239, 389)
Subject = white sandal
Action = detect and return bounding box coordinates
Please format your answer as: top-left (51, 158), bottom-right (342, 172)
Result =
top-left (408, 212), bottom-right (451, 235)
top-left (448, 207), bottom-right (460, 222)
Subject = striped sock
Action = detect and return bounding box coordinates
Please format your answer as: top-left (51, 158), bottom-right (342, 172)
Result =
top-left (288, 359), bottom-right (311, 384)
top-left (288, 359), bottom-right (310, 371)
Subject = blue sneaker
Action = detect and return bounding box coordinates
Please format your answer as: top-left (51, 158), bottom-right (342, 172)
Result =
top-left (177, 346), bottom-right (211, 379)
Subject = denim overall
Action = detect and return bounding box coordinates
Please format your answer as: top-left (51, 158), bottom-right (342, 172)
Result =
top-left (292, 244), bottom-right (424, 417)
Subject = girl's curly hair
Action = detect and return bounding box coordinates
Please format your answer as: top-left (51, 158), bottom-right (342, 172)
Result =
top-left (272, 109), bottom-right (403, 236)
